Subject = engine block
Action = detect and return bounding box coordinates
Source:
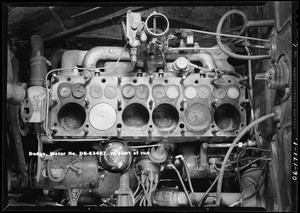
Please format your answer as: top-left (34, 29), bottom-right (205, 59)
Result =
top-left (6, 4), bottom-right (291, 210)
top-left (47, 72), bottom-right (246, 142)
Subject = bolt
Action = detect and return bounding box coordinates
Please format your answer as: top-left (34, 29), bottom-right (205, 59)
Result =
top-left (158, 69), bottom-right (164, 77)
top-left (51, 73), bottom-right (59, 83)
top-left (51, 97), bottom-right (58, 105)
top-left (117, 98), bottom-right (122, 107)
top-left (149, 100), bottom-right (153, 110)
top-left (277, 123), bottom-right (281, 129)
top-left (180, 130), bottom-right (185, 136)
top-left (84, 72), bottom-right (91, 80)
top-left (210, 99), bottom-right (218, 108)
top-left (109, 49), bottom-right (113, 53)
top-left (240, 99), bottom-right (250, 106)
top-left (148, 129), bottom-right (152, 136)
top-left (211, 129), bottom-right (219, 135)
top-left (117, 76), bottom-right (122, 85)
top-left (117, 127), bottom-right (121, 136)
top-left (51, 127), bottom-right (58, 135)
top-left (149, 75), bottom-right (154, 84)
top-left (77, 169), bottom-right (82, 174)
top-left (137, 69), bottom-right (143, 77)
top-left (180, 75), bottom-right (186, 85)
top-left (180, 100), bottom-right (186, 110)
top-left (85, 98), bottom-right (90, 107)
top-left (83, 128), bottom-right (89, 135)
top-left (210, 77), bottom-right (219, 87)
top-left (238, 76), bottom-right (248, 84)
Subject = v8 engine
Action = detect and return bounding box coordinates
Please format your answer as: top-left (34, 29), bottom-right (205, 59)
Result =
top-left (5, 4), bottom-right (296, 211)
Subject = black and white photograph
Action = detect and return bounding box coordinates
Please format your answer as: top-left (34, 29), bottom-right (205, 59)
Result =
top-left (2, 1), bottom-right (298, 211)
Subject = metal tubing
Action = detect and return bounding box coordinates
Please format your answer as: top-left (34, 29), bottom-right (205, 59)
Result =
top-left (83, 46), bottom-right (130, 69)
top-left (7, 83), bottom-right (26, 105)
top-left (247, 20), bottom-right (275, 27)
top-left (216, 10), bottom-right (271, 60)
top-left (30, 35), bottom-right (48, 86)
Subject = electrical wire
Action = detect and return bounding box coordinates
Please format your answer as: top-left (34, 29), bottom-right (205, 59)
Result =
top-left (169, 164), bottom-right (193, 207)
top-left (230, 182), bottom-right (253, 207)
top-left (215, 113), bottom-right (275, 206)
top-left (176, 155), bottom-right (197, 206)
top-left (94, 43), bottom-right (128, 71)
top-left (133, 170), bottom-right (152, 206)
top-left (129, 144), bottom-right (160, 149)
top-left (181, 28), bottom-right (270, 43)
top-left (198, 175), bottom-right (219, 207)
top-left (236, 147), bottom-right (271, 189)
top-left (237, 158), bottom-right (271, 171)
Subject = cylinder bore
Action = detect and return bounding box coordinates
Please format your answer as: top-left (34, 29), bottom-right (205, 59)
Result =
top-left (122, 103), bottom-right (149, 130)
top-left (152, 104), bottom-right (179, 130)
top-left (58, 103), bottom-right (86, 130)
top-left (214, 104), bottom-right (241, 131)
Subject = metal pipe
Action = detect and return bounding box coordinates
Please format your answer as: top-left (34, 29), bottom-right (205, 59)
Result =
top-left (216, 10), bottom-right (271, 60)
top-left (61, 50), bottom-right (88, 75)
top-left (30, 35), bottom-right (47, 87)
top-left (7, 83), bottom-right (26, 105)
top-left (247, 20), bottom-right (275, 27)
top-left (70, 7), bottom-right (102, 19)
top-left (83, 46), bottom-right (130, 69)
top-left (164, 52), bottom-right (216, 70)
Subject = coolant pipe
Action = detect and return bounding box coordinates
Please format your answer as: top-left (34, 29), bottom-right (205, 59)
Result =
top-left (30, 35), bottom-right (48, 87)
top-left (61, 50), bottom-right (88, 75)
top-left (83, 46), bottom-right (131, 69)
top-left (164, 52), bottom-right (216, 71)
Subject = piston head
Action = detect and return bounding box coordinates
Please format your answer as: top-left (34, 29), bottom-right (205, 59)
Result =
top-left (58, 103), bottom-right (86, 130)
top-left (214, 104), bottom-right (241, 131)
top-left (122, 103), bottom-right (150, 130)
top-left (152, 104), bottom-right (179, 130)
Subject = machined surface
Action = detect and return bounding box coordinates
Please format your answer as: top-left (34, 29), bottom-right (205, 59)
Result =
top-left (46, 72), bottom-right (246, 142)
